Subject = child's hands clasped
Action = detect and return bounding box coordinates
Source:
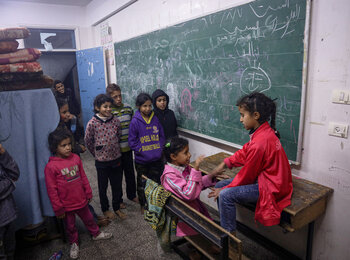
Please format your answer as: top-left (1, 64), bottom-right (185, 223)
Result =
top-left (194, 155), bottom-right (205, 170)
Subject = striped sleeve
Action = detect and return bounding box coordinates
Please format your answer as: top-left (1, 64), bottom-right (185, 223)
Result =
top-left (163, 169), bottom-right (203, 201)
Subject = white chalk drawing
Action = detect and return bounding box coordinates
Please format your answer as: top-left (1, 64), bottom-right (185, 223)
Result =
top-left (240, 64), bottom-right (271, 94)
top-left (208, 105), bottom-right (218, 127)
top-left (87, 62), bottom-right (94, 77)
top-left (249, 0), bottom-right (290, 18)
top-left (166, 83), bottom-right (178, 112)
top-left (114, 0), bottom-right (307, 160)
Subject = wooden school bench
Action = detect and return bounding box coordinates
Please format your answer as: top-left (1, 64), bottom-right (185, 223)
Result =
top-left (191, 152), bottom-right (334, 260)
top-left (142, 175), bottom-right (243, 259)
top-left (165, 194), bottom-right (244, 260)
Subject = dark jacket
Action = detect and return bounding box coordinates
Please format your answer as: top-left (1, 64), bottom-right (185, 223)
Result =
top-left (54, 88), bottom-right (81, 116)
top-left (128, 110), bottom-right (165, 164)
top-left (152, 89), bottom-right (178, 140)
top-left (0, 150), bottom-right (20, 227)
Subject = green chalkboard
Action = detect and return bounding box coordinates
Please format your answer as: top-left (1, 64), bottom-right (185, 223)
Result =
top-left (115, 0), bottom-right (309, 162)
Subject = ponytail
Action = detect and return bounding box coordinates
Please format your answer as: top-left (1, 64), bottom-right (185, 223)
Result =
top-left (269, 100), bottom-right (280, 139)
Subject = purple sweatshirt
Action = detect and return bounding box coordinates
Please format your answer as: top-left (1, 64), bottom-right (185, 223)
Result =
top-left (128, 110), bottom-right (165, 164)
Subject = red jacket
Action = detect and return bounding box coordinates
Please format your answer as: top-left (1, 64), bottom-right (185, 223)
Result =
top-left (44, 153), bottom-right (92, 216)
top-left (223, 122), bottom-right (293, 226)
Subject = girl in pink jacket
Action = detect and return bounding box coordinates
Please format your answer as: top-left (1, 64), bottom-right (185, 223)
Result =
top-left (45, 128), bottom-right (112, 259)
top-left (160, 137), bottom-right (222, 237)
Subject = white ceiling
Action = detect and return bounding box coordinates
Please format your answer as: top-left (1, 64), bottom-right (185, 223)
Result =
top-left (2, 0), bottom-right (93, 7)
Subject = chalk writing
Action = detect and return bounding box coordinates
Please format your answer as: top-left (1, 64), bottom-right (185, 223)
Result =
top-left (115, 0), bottom-right (308, 161)
top-left (240, 65), bottom-right (271, 94)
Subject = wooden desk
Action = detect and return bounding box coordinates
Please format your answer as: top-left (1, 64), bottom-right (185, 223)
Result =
top-left (192, 152), bottom-right (334, 259)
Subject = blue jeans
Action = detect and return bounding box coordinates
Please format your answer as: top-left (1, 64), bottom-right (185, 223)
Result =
top-left (215, 178), bottom-right (259, 232)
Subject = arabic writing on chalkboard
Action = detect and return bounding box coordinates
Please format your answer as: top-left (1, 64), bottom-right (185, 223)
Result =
top-left (115, 0), bottom-right (307, 161)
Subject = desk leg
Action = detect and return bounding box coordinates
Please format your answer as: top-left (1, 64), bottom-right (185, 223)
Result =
top-left (306, 221), bottom-right (314, 260)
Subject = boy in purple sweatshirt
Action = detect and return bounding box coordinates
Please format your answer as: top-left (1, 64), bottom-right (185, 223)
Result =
top-left (128, 93), bottom-right (165, 213)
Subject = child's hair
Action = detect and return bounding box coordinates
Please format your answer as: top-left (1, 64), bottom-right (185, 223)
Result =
top-left (56, 97), bottom-right (68, 110)
top-left (48, 128), bottom-right (73, 154)
top-left (93, 94), bottom-right (114, 113)
top-left (135, 93), bottom-right (152, 107)
top-left (236, 92), bottom-right (280, 138)
top-left (106, 83), bottom-right (121, 96)
top-left (53, 80), bottom-right (62, 88)
top-left (163, 137), bottom-right (189, 163)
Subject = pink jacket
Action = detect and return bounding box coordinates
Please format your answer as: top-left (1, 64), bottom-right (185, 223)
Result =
top-left (161, 164), bottom-right (216, 237)
top-left (44, 153), bottom-right (92, 216)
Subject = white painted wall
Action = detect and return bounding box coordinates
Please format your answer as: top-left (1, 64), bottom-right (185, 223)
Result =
top-left (89, 0), bottom-right (350, 259)
top-left (85, 0), bottom-right (132, 26)
top-left (1, 0), bottom-right (349, 258)
top-left (0, 1), bottom-right (84, 27)
top-left (0, 0), bottom-right (88, 48)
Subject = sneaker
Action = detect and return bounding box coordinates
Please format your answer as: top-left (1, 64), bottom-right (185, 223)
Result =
top-left (103, 210), bottom-right (116, 220)
top-left (70, 243), bottom-right (79, 259)
top-left (115, 210), bottom-right (127, 220)
top-left (120, 202), bottom-right (126, 209)
top-left (92, 231), bottom-right (113, 241)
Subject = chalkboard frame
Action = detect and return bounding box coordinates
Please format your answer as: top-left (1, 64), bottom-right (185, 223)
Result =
top-left (114, 0), bottom-right (312, 164)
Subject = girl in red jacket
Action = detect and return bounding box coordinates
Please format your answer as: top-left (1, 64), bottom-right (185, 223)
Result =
top-left (45, 128), bottom-right (112, 259)
top-left (208, 92), bottom-right (293, 234)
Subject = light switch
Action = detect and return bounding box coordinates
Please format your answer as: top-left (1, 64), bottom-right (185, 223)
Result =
top-left (332, 90), bottom-right (350, 104)
top-left (328, 122), bottom-right (349, 138)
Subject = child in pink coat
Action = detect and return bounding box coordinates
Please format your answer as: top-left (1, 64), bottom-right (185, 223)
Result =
top-left (160, 137), bottom-right (223, 237)
top-left (45, 128), bottom-right (112, 259)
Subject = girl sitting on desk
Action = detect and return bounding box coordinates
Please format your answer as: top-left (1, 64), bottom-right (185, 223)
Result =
top-left (208, 92), bottom-right (293, 235)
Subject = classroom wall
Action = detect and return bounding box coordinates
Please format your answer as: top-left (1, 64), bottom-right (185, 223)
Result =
top-left (0, 0), bottom-right (90, 49)
top-left (1, 0), bottom-right (349, 259)
top-left (0, 1), bottom-right (84, 27)
top-left (89, 0), bottom-right (350, 259)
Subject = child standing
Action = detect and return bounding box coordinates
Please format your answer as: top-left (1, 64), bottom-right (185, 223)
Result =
top-left (128, 93), bottom-right (165, 213)
top-left (56, 98), bottom-right (110, 227)
top-left (208, 92), bottom-right (293, 234)
top-left (152, 89), bottom-right (178, 140)
top-left (45, 128), bottom-right (112, 259)
top-left (84, 94), bottom-right (126, 220)
top-left (106, 84), bottom-right (138, 209)
top-left (161, 137), bottom-right (223, 237)
top-left (0, 144), bottom-right (20, 260)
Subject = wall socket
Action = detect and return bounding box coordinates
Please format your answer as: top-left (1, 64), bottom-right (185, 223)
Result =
top-left (332, 90), bottom-right (350, 104)
top-left (328, 122), bottom-right (349, 138)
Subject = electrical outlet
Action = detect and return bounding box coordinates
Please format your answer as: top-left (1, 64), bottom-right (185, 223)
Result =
top-left (332, 90), bottom-right (350, 104)
top-left (328, 122), bottom-right (349, 138)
